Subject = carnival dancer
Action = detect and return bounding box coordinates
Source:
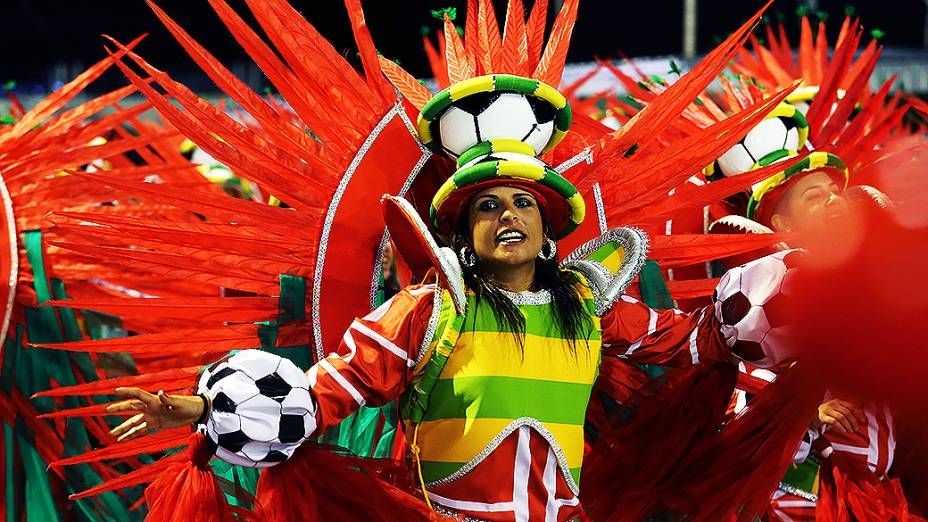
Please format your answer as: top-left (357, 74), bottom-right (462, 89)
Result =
top-left (32, 1), bottom-right (835, 520)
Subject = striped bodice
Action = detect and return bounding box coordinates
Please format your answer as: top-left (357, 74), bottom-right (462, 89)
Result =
top-left (413, 283), bottom-right (602, 486)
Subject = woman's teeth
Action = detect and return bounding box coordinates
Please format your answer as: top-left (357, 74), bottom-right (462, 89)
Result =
top-left (497, 231), bottom-right (526, 243)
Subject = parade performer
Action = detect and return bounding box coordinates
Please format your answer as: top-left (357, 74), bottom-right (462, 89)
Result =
top-left (29, 0), bottom-right (862, 520)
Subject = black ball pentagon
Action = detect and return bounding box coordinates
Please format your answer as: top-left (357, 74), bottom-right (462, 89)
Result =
top-left (731, 339), bottom-right (765, 362)
top-left (255, 373), bottom-right (293, 402)
top-left (777, 116), bottom-right (798, 131)
top-left (263, 450), bottom-right (288, 463)
top-left (206, 366), bottom-right (238, 389)
top-left (763, 291), bottom-right (791, 329)
top-left (526, 96), bottom-right (555, 123)
top-left (217, 430), bottom-right (251, 453)
top-left (451, 91), bottom-right (503, 116)
top-left (278, 414), bottom-right (306, 443)
top-left (212, 392), bottom-right (237, 414)
top-left (721, 292), bottom-right (752, 326)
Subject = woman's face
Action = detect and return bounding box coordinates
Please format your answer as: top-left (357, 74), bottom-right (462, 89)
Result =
top-left (467, 185), bottom-right (545, 271)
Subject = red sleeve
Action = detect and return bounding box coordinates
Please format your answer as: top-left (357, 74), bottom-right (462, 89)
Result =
top-left (600, 294), bottom-right (731, 367)
top-left (308, 284), bottom-right (437, 433)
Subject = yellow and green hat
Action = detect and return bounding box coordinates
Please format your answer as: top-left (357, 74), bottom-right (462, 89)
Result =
top-left (703, 103), bottom-right (810, 182)
top-left (417, 74), bottom-right (583, 240)
top-left (746, 150), bottom-right (849, 223)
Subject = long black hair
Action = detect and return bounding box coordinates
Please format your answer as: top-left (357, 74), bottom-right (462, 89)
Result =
top-left (451, 211), bottom-right (594, 353)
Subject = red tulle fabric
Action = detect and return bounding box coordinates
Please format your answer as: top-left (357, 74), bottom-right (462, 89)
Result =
top-left (816, 463), bottom-right (926, 522)
top-left (580, 363), bottom-right (737, 521)
top-left (254, 444), bottom-right (448, 522)
top-left (144, 433), bottom-right (232, 522)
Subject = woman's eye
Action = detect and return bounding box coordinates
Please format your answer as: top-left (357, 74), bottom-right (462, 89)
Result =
top-left (478, 200), bottom-right (498, 212)
top-left (514, 197), bottom-right (534, 208)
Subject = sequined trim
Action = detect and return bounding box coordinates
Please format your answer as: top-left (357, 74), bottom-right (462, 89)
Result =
top-left (369, 230), bottom-right (391, 310)
top-left (433, 504), bottom-right (488, 522)
top-left (561, 227), bottom-right (649, 316)
top-left (0, 172), bottom-right (17, 357)
top-left (312, 101), bottom-right (428, 360)
top-left (592, 182), bottom-right (608, 234)
top-left (777, 482), bottom-right (818, 502)
top-left (415, 286), bottom-right (443, 365)
top-left (553, 146), bottom-right (593, 174)
top-left (497, 287), bottom-right (552, 305)
top-left (424, 417), bottom-right (580, 496)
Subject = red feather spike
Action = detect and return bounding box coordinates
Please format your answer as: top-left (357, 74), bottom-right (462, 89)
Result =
top-left (477, 0), bottom-right (503, 73)
top-left (37, 402), bottom-right (141, 420)
top-left (69, 453), bottom-right (188, 500)
top-left (146, 1), bottom-right (327, 159)
top-left (443, 13), bottom-right (474, 84)
top-left (464, 0), bottom-right (480, 73)
top-left (798, 16), bottom-right (816, 83)
top-left (525, 0), bottom-right (549, 67)
top-left (423, 35), bottom-right (450, 88)
top-left (805, 26), bottom-right (860, 135)
top-left (6, 35), bottom-right (144, 139)
top-left (586, 1), bottom-right (773, 191)
top-left (32, 366), bottom-right (201, 398)
top-left (379, 56), bottom-right (432, 111)
top-left (500, 0), bottom-right (528, 75)
top-left (649, 234), bottom-right (791, 269)
top-left (533, 0), bottom-right (579, 87)
top-left (46, 296), bottom-right (279, 323)
top-left (813, 20), bottom-right (828, 85)
top-left (49, 428), bottom-right (190, 468)
top-left (835, 76), bottom-right (895, 154)
top-left (818, 43), bottom-right (880, 145)
top-left (343, 0), bottom-right (392, 101)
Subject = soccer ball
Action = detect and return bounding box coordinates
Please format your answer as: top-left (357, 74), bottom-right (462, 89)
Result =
top-left (197, 350), bottom-right (315, 468)
top-left (437, 92), bottom-right (556, 157)
top-left (716, 116), bottom-right (801, 177)
top-left (712, 249), bottom-right (803, 368)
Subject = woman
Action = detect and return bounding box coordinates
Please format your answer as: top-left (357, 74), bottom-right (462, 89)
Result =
top-left (104, 132), bottom-right (750, 520)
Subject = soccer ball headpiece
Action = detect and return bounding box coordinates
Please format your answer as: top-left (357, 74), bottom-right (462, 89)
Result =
top-left (417, 74), bottom-right (585, 240)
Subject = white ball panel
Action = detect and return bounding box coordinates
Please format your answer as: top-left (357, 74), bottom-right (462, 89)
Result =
top-left (240, 441), bottom-right (272, 462)
top-left (717, 144), bottom-right (756, 177)
top-left (732, 306), bottom-right (771, 343)
top-left (279, 387), bottom-right (313, 415)
top-left (439, 106), bottom-right (480, 156)
top-left (738, 254), bottom-right (788, 305)
top-left (524, 120), bottom-right (555, 154)
top-left (210, 411), bottom-right (243, 435)
top-left (476, 93), bottom-right (538, 143)
top-left (237, 394), bottom-right (284, 441)
top-left (743, 118), bottom-right (788, 162)
top-left (271, 356), bottom-right (311, 391)
top-left (784, 127), bottom-right (800, 151)
top-left (230, 350), bottom-right (284, 381)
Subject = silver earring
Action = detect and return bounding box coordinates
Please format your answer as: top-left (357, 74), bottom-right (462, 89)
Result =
top-left (538, 237), bottom-right (557, 261)
top-left (459, 246), bottom-right (477, 268)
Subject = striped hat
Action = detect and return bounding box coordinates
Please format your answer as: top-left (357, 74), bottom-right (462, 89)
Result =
top-left (417, 75), bottom-right (584, 240)
top-left (746, 150), bottom-right (849, 223)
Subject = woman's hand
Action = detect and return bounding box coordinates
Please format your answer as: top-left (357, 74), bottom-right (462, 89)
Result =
top-left (812, 398), bottom-right (866, 434)
top-left (105, 388), bottom-right (207, 442)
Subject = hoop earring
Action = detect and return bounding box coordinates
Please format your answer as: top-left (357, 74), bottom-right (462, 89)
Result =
top-left (538, 237), bottom-right (557, 261)
top-left (459, 246), bottom-right (477, 268)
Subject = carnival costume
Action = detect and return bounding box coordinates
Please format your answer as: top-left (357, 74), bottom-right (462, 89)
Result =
top-left (15, 1), bottom-right (917, 521)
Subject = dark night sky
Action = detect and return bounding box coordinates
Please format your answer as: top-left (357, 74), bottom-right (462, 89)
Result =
top-left (1, 0), bottom-right (925, 94)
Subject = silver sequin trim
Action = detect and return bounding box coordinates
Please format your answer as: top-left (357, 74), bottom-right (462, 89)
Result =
top-left (0, 171), bottom-right (16, 358)
top-left (592, 183), bottom-right (608, 235)
top-left (561, 227), bottom-right (649, 316)
top-left (553, 146), bottom-right (593, 174)
top-left (433, 504), bottom-right (488, 522)
top-left (497, 287), bottom-right (552, 305)
top-left (777, 482), bottom-right (818, 502)
top-left (369, 230), bottom-right (391, 310)
top-left (424, 417), bottom-right (580, 495)
top-left (312, 101), bottom-right (429, 360)
top-left (414, 285), bottom-right (443, 366)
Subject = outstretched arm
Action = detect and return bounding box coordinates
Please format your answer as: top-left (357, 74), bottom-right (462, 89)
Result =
top-left (107, 284), bottom-right (439, 466)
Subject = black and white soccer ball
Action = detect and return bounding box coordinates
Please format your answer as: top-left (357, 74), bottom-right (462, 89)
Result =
top-left (197, 350), bottom-right (315, 468)
top-left (716, 117), bottom-right (801, 178)
top-left (437, 92), bottom-right (556, 157)
top-left (712, 249), bottom-right (803, 368)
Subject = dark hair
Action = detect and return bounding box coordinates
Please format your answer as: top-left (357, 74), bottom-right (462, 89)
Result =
top-left (451, 208), bottom-right (594, 354)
